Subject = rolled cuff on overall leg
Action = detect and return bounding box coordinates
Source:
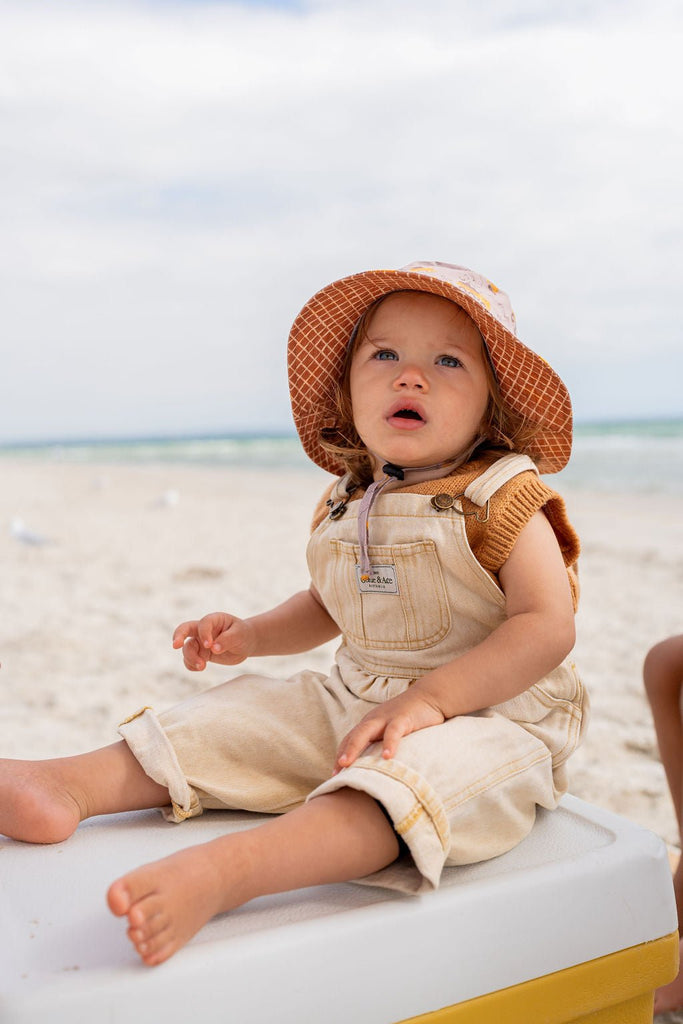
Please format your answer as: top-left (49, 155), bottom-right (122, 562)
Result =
top-left (118, 706), bottom-right (202, 822)
top-left (308, 754), bottom-right (450, 894)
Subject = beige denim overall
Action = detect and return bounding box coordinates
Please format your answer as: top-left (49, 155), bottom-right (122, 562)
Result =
top-left (120, 454), bottom-right (587, 894)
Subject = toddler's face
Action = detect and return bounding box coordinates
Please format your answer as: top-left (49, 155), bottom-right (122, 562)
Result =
top-left (349, 292), bottom-right (489, 479)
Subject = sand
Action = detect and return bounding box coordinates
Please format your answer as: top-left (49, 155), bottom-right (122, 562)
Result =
top-left (1, 456), bottom-right (682, 855)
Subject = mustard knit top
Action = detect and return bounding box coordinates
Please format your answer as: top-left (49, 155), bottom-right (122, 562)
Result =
top-left (311, 455), bottom-right (580, 610)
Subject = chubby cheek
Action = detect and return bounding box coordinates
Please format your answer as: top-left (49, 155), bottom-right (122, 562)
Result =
top-left (349, 407), bottom-right (376, 449)
top-left (473, 390), bottom-right (492, 431)
top-left (348, 376), bottom-right (377, 438)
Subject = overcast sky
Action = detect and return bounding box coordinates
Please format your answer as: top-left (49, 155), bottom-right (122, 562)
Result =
top-left (1, 0), bottom-right (681, 443)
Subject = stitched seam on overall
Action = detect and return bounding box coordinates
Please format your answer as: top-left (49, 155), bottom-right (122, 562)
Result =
top-left (453, 508), bottom-right (507, 604)
top-left (321, 502), bottom-right (507, 607)
top-left (443, 747), bottom-right (552, 813)
top-left (330, 539), bottom-right (450, 650)
top-left (398, 542), bottom-right (450, 648)
top-left (530, 681), bottom-right (580, 709)
top-left (550, 714), bottom-right (581, 769)
top-left (528, 687), bottom-right (584, 717)
top-left (349, 760), bottom-right (451, 852)
top-left (340, 658), bottom-right (421, 678)
top-left (532, 661), bottom-right (583, 707)
top-left (546, 680), bottom-right (587, 768)
top-left (463, 454), bottom-right (537, 506)
top-left (524, 683), bottom-right (584, 766)
top-left (401, 546), bottom-right (418, 647)
top-left (328, 507), bottom-right (498, 673)
top-left (530, 709), bottom-right (581, 769)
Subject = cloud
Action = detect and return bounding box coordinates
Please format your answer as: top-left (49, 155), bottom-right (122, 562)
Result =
top-left (0, 0), bottom-right (681, 440)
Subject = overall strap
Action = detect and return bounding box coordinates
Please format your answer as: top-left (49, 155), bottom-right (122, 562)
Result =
top-left (330, 472), bottom-right (355, 502)
top-left (463, 453), bottom-right (538, 508)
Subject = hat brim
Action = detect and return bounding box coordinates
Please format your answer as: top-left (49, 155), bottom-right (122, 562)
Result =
top-left (288, 269), bottom-right (572, 475)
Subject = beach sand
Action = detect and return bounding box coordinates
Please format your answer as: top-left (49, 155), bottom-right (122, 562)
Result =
top-left (1, 458), bottom-right (681, 845)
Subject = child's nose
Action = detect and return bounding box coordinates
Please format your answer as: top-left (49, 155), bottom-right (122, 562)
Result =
top-left (393, 364), bottom-right (429, 391)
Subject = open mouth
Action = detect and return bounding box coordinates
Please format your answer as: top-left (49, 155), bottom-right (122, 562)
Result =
top-left (393, 408), bottom-right (423, 421)
top-left (387, 402), bottom-right (426, 429)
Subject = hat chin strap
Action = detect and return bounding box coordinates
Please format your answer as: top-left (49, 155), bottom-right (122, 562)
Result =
top-left (356, 443), bottom-right (484, 579)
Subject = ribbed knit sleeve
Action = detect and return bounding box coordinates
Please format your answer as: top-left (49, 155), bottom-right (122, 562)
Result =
top-left (470, 472), bottom-right (580, 574)
top-left (466, 471), bottom-right (581, 611)
top-left (388, 456), bottom-right (580, 609)
top-left (309, 458), bottom-right (581, 609)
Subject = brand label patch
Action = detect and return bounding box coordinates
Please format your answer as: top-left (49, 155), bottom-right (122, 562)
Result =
top-left (355, 564), bottom-right (399, 594)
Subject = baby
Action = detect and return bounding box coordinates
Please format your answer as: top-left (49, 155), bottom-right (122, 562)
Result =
top-left (1, 261), bottom-right (587, 965)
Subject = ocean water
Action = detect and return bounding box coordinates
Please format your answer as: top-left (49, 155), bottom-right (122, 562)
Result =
top-left (0, 434), bottom-right (311, 471)
top-left (555, 419), bottom-right (683, 496)
top-left (1, 420), bottom-right (682, 496)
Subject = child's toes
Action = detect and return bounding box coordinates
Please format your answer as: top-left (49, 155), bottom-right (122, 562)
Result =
top-left (106, 879), bottom-right (133, 917)
top-left (128, 894), bottom-right (166, 932)
top-left (136, 928), bottom-right (177, 965)
top-left (107, 865), bottom-right (158, 917)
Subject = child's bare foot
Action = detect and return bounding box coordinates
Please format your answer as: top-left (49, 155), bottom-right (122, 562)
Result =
top-left (0, 757), bottom-right (85, 843)
top-left (1, 744), bottom-right (170, 845)
top-left (654, 936), bottom-right (683, 1014)
top-left (107, 790), bottom-right (399, 966)
top-left (107, 837), bottom-right (247, 966)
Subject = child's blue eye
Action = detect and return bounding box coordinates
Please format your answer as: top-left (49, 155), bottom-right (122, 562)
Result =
top-left (374, 349), bottom-right (398, 361)
top-left (437, 355), bottom-right (462, 368)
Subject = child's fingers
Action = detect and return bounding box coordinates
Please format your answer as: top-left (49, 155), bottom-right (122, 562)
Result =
top-left (207, 621), bottom-right (252, 660)
top-left (207, 627), bottom-right (237, 654)
top-left (197, 614), bottom-right (232, 651)
top-left (197, 618), bottom-right (219, 649)
top-left (335, 717), bottom-right (386, 772)
top-left (335, 710), bottom-right (417, 772)
top-left (172, 621), bottom-right (196, 649)
top-left (182, 637), bottom-right (206, 671)
top-left (379, 716), bottom-right (411, 759)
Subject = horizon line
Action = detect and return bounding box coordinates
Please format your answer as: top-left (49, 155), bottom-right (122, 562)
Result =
top-left (1, 415), bottom-right (682, 451)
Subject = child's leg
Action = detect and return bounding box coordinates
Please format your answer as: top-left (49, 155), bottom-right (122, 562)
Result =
top-left (644, 635), bottom-right (683, 927)
top-left (644, 637), bottom-right (683, 836)
top-left (645, 637), bottom-right (683, 1013)
top-left (0, 742), bottom-right (170, 844)
top-left (107, 787), bottom-right (399, 967)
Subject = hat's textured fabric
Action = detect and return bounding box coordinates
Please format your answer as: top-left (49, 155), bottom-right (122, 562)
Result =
top-left (288, 262), bottom-right (572, 476)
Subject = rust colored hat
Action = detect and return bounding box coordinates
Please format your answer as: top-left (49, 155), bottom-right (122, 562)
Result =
top-left (288, 260), bottom-right (572, 475)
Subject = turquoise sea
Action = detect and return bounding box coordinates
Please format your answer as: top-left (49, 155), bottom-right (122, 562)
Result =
top-left (1, 419), bottom-right (682, 496)
top-left (556, 418), bottom-right (683, 496)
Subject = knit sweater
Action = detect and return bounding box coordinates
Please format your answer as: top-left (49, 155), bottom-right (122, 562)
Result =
top-left (311, 455), bottom-right (580, 609)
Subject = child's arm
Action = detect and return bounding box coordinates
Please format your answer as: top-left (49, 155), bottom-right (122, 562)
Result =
top-left (643, 635), bottom-right (683, 840)
top-left (173, 586), bottom-right (341, 671)
top-left (335, 510), bottom-right (576, 771)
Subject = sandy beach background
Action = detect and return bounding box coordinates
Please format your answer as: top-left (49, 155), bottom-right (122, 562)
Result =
top-left (1, 443), bottom-right (681, 854)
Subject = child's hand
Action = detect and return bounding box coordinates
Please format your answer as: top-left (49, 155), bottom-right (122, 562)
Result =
top-left (172, 612), bottom-right (255, 671)
top-left (334, 688), bottom-right (446, 773)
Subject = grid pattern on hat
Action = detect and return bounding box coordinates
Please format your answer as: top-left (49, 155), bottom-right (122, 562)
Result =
top-left (288, 270), bottom-right (572, 476)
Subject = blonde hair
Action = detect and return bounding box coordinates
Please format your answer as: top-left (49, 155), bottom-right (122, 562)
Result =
top-left (319, 293), bottom-right (543, 487)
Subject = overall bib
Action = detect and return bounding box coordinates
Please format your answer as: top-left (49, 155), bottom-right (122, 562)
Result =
top-left (120, 455), bottom-right (587, 894)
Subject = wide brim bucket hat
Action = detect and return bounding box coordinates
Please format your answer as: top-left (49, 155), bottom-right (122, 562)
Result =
top-left (288, 261), bottom-right (572, 476)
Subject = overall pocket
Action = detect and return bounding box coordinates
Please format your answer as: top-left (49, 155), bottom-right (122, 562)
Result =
top-left (328, 538), bottom-right (450, 650)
